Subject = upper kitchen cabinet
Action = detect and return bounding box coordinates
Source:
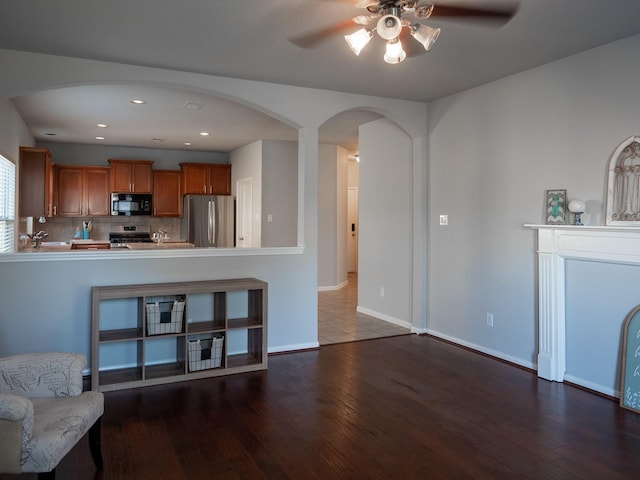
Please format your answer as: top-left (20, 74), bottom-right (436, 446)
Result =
top-left (19, 147), bottom-right (56, 218)
top-left (180, 163), bottom-right (231, 196)
top-left (109, 159), bottom-right (154, 193)
top-left (153, 170), bottom-right (182, 217)
top-left (57, 166), bottom-right (110, 217)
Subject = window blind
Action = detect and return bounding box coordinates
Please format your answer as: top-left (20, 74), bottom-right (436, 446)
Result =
top-left (0, 155), bottom-right (16, 252)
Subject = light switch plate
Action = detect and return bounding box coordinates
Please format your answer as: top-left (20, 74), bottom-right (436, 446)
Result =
top-left (439, 215), bottom-right (448, 226)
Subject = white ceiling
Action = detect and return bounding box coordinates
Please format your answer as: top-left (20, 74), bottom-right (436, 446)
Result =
top-left (3, 0), bottom-right (640, 153)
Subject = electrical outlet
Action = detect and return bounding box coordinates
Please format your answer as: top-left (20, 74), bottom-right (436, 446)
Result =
top-left (439, 214), bottom-right (448, 226)
top-left (486, 313), bottom-right (494, 327)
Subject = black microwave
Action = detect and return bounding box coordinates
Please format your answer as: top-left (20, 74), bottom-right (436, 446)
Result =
top-left (111, 193), bottom-right (152, 216)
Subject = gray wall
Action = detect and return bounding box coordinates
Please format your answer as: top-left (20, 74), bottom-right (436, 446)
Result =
top-left (427, 33), bottom-right (640, 394)
top-left (358, 118), bottom-right (413, 326)
top-left (318, 144), bottom-right (349, 289)
top-left (37, 141), bottom-right (228, 169)
top-left (261, 140), bottom-right (298, 248)
top-left (0, 99), bottom-right (33, 163)
top-left (0, 48), bottom-right (428, 362)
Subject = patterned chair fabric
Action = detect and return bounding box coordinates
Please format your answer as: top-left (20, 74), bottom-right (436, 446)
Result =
top-left (0, 352), bottom-right (104, 477)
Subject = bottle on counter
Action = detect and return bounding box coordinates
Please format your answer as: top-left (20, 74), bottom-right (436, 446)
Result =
top-left (74, 226), bottom-right (81, 239)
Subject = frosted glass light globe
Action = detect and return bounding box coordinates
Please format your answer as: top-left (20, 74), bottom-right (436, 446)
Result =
top-left (568, 200), bottom-right (586, 213)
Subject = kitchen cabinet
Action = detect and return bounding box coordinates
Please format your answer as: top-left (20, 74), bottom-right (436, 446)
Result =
top-left (19, 147), bottom-right (56, 218)
top-left (153, 170), bottom-right (182, 217)
top-left (109, 159), bottom-right (153, 193)
top-left (91, 278), bottom-right (267, 392)
top-left (180, 162), bottom-right (231, 195)
top-left (57, 166), bottom-right (110, 217)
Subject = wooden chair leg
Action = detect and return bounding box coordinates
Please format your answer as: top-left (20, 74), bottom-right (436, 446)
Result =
top-left (89, 416), bottom-right (104, 469)
top-left (38, 469), bottom-right (55, 480)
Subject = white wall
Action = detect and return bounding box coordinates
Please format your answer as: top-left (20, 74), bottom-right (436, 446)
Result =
top-left (230, 141), bottom-right (263, 247)
top-left (358, 118), bottom-right (413, 327)
top-left (427, 33), bottom-right (640, 393)
top-left (261, 140), bottom-right (297, 247)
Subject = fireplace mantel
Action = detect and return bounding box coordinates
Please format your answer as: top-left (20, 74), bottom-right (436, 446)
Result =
top-left (526, 224), bottom-right (640, 381)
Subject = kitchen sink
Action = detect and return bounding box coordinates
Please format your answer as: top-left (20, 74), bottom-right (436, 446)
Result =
top-left (40, 242), bottom-right (70, 246)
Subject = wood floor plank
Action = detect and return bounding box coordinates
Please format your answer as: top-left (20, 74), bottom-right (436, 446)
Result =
top-left (3, 335), bottom-right (640, 479)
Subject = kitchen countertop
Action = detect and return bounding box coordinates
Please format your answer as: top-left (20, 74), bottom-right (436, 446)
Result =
top-left (124, 241), bottom-right (195, 250)
top-left (24, 240), bottom-right (194, 251)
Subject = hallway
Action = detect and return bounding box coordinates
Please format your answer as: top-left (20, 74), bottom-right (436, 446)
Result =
top-left (318, 273), bottom-right (411, 345)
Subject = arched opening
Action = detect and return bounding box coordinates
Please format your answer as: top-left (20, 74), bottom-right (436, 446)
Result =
top-left (10, 82), bottom-right (302, 248)
top-left (317, 110), bottom-right (413, 345)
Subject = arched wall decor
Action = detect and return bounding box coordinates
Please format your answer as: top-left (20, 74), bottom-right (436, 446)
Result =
top-left (606, 135), bottom-right (640, 225)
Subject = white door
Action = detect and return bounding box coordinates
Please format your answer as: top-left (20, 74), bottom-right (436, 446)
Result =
top-left (347, 187), bottom-right (358, 272)
top-left (236, 177), bottom-right (253, 248)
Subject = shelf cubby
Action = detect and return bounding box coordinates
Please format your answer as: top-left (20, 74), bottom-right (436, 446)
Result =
top-left (91, 278), bottom-right (267, 391)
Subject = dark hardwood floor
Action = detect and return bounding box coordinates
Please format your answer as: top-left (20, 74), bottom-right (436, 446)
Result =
top-left (4, 335), bottom-right (640, 479)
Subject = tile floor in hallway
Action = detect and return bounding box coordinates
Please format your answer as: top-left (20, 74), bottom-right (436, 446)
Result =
top-left (318, 273), bottom-right (411, 345)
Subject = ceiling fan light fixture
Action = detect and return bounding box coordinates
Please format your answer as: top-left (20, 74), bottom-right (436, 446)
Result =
top-left (376, 13), bottom-right (402, 40)
top-left (411, 24), bottom-right (440, 51)
top-left (344, 28), bottom-right (373, 56)
top-left (384, 39), bottom-right (406, 64)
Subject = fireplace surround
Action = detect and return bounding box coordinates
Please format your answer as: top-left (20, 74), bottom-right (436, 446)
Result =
top-left (528, 225), bottom-right (640, 386)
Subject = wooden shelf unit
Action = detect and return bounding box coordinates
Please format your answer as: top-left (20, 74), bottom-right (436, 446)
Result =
top-left (91, 278), bottom-right (267, 392)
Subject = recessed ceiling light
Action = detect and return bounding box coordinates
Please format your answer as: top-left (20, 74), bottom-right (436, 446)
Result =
top-left (96, 123), bottom-right (109, 128)
top-left (95, 136), bottom-right (105, 140)
top-left (44, 132), bottom-right (57, 136)
top-left (130, 99), bottom-right (145, 105)
top-left (151, 138), bottom-right (164, 142)
top-left (199, 132), bottom-right (210, 136)
top-left (184, 142), bottom-right (192, 146)
top-left (183, 101), bottom-right (204, 110)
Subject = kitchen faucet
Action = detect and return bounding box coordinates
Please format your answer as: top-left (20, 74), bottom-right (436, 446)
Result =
top-left (28, 230), bottom-right (49, 248)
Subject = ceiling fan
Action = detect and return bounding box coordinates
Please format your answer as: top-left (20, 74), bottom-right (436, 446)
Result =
top-left (290, 1), bottom-right (520, 64)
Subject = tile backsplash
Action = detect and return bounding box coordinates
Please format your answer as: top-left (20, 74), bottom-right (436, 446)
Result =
top-left (19, 216), bottom-right (182, 245)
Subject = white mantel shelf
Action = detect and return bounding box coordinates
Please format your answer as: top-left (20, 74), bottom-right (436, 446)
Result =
top-left (526, 224), bottom-right (640, 382)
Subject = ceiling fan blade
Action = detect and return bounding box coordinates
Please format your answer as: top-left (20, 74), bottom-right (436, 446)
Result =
top-left (289, 18), bottom-right (360, 49)
top-left (430, 2), bottom-right (520, 24)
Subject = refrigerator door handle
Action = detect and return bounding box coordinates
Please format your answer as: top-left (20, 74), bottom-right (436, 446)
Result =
top-left (209, 199), bottom-right (217, 246)
top-left (208, 200), bottom-right (214, 245)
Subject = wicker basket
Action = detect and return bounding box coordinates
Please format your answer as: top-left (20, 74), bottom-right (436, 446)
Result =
top-left (146, 300), bottom-right (184, 335)
top-left (188, 336), bottom-right (224, 371)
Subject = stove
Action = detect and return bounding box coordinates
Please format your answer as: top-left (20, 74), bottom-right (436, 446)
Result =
top-left (109, 225), bottom-right (153, 247)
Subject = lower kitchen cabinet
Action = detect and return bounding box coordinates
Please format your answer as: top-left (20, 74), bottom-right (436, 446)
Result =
top-left (91, 278), bottom-right (267, 392)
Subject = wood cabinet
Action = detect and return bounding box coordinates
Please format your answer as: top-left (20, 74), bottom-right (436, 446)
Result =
top-left (109, 159), bottom-right (153, 193)
top-left (153, 170), bottom-right (182, 217)
top-left (180, 163), bottom-right (231, 195)
top-left (19, 147), bottom-right (56, 218)
top-left (91, 278), bottom-right (268, 392)
top-left (71, 242), bottom-right (111, 250)
top-left (57, 166), bottom-right (110, 217)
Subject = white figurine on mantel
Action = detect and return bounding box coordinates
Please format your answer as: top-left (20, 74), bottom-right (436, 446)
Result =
top-left (568, 200), bottom-right (586, 225)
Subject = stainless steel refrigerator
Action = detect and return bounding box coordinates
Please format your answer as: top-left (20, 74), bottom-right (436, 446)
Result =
top-left (181, 195), bottom-right (235, 247)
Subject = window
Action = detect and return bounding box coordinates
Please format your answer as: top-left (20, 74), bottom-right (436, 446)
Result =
top-left (0, 154), bottom-right (16, 252)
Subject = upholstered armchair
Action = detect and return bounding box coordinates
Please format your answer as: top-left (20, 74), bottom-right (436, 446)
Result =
top-left (0, 352), bottom-right (104, 479)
